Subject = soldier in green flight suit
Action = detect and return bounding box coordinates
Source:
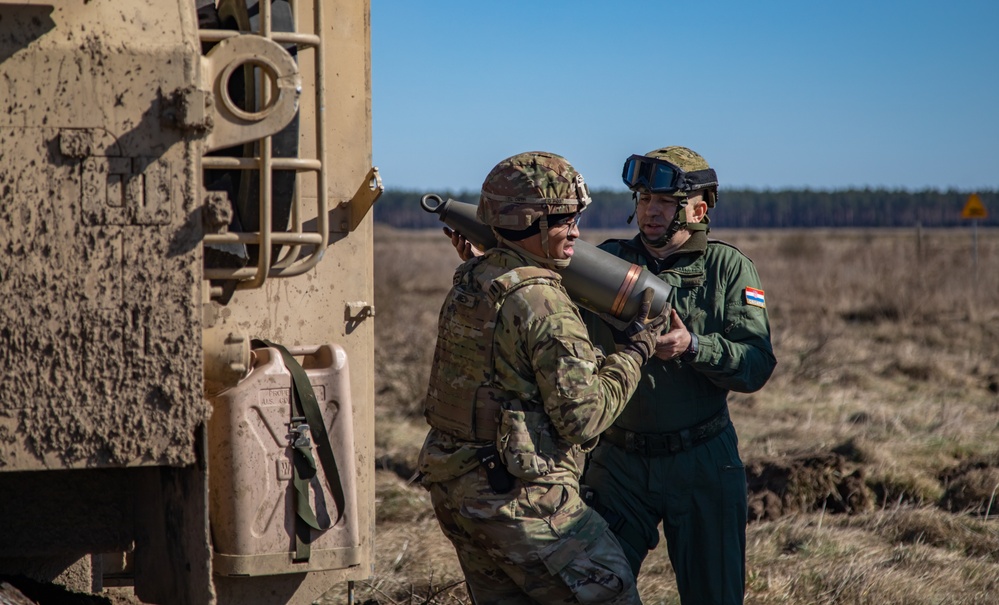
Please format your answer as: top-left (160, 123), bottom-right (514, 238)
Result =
top-left (419, 151), bottom-right (668, 604)
top-left (582, 146), bottom-right (777, 605)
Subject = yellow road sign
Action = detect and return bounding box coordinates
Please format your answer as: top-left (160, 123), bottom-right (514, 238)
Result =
top-left (961, 193), bottom-right (988, 219)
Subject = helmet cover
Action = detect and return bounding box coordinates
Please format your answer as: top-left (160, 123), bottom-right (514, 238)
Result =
top-left (477, 151), bottom-right (590, 229)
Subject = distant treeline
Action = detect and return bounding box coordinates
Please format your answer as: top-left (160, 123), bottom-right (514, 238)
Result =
top-left (374, 188), bottom-right (999, 229)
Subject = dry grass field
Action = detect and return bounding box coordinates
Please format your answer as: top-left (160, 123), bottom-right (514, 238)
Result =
top-left (342, 223), bottom-right (999, 605)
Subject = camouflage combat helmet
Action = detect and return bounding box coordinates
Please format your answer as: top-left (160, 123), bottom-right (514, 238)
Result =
top-left (623, 146), bottom-right (718, 207)
top-left (478, 151), bottom-right (591, 230)
top-left (622, 145), bottom-right (719, 247)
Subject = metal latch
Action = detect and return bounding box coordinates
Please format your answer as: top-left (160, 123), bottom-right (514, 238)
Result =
top-left (289, 417), bottom-right (311, 449)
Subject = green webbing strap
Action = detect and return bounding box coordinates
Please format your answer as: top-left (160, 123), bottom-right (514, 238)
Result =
top-left (254, 339), bottom-right (347, 561)
top-left (291, 424), bottom-right (320, 561)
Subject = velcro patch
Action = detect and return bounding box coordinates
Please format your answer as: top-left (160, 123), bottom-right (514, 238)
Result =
top-left (744, 287), bottom-right (766, 308)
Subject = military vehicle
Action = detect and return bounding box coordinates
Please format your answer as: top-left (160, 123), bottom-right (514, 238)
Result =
top-left (0, 1), bottom-right (379, 603)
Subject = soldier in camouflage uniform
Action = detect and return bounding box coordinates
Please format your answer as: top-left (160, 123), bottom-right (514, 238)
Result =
top-left (581, 147), bottom-right (777, 605)
top-left (419, 151), bottom-right (667, 604)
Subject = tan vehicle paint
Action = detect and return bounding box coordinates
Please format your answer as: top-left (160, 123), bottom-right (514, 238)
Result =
top-left (0, 1), bottom-right (379, 603)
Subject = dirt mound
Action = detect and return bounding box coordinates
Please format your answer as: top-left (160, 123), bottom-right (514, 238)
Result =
top-left (746, 452), bottom-right (873, 521)
top-left (748, 449), bottom-right (999, 522)
top-left (939, 455), bottom-right (999, 515)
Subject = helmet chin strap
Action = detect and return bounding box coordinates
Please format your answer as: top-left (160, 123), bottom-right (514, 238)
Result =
top-left (641, 202), bottom-right (687, 248)
top-left (536, 215), bottom-right (572, 268)
top-left (495, 228), bottom-right (571, 270)
top-left (639, 200), bottom-right (711, 249)
top-left (539, 215), bottom-right (551, 261)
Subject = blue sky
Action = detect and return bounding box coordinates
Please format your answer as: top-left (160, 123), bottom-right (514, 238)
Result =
top-left (371, 1), bottom-right (998, 192)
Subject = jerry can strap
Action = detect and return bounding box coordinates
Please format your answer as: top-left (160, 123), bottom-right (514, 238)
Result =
top-left (253, 339), bottom-right (347, 562)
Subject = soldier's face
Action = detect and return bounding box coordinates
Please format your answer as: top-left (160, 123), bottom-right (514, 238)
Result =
top-left (520, 216), bottom-right (580, 260)
top-left (636, 192), bottom-right (683, 241)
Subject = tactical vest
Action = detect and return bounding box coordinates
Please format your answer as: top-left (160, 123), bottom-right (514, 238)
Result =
top-left (424, 261), bottom-right (560, 443)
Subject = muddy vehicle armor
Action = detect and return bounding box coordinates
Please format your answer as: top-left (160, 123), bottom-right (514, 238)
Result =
top-left (0, 2), bottom-right (380, 604)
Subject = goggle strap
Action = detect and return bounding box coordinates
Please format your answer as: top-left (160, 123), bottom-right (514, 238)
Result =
top-left (682, 168), bottom-right (718, 191)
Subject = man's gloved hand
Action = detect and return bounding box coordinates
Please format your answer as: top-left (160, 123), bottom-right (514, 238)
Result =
top-left (620, 288), bottom-right (669, 365)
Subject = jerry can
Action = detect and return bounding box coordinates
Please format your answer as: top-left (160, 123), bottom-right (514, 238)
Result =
top-left (208, 344), bottom-right (360, 576)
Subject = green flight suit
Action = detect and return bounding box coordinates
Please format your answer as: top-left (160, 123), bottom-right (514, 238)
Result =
top-left (582, 231), bottom-right (776, 605)
top-left (419, 247), bottom-right (647, 604)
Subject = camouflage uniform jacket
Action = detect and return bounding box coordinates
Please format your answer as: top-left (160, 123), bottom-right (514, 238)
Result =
top-left (419, 247), bottom-right (643, 487)
top-left (585, 231), bottom-right (777, 433)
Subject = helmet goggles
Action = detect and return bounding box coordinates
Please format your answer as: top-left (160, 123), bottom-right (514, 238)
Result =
top-left (621, 154), bottom-right (718, 194)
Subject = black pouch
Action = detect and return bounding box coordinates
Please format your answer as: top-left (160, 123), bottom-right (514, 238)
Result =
top-left (476, 444), bottom-right (516, 493)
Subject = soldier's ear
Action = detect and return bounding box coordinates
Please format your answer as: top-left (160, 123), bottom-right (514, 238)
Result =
top-left (687, 194), bottom-right (709, 223)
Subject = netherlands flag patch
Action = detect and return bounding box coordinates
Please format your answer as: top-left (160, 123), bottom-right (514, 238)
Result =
top-left (745, 287), bottom-right (766, 308)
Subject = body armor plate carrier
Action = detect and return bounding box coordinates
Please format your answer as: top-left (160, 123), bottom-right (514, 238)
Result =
top-left (425, 260), bottom-right (559, 442)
